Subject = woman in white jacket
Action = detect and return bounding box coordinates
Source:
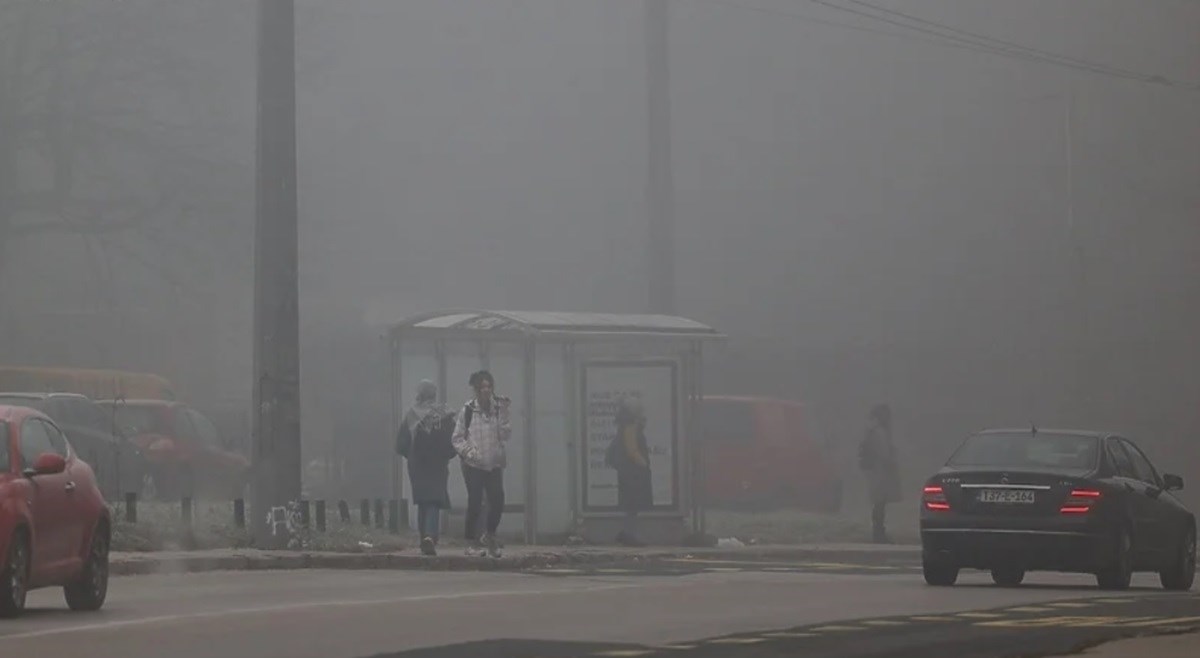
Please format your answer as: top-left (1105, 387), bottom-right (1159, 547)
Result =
top-left (451, 370), bottom-right (511, 557)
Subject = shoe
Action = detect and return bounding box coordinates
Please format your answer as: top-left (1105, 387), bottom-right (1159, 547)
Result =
top-left (465, 541), bottom-right (486, 557)
top-left (420, 537), bottom-right (437, 556)
top-left (485, 534), bottom-right (503, 559)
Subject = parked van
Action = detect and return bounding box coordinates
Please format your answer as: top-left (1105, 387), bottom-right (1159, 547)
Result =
top-left (697, 395), bottom-right (842, 512)
top-left (0, 367), bottom-right (176, 401)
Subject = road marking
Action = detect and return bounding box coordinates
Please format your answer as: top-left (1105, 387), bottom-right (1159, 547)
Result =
top-left (536, 569), bottom-right (584, 575)
top-left (704, 567), bottom-right (745, 573)
top-left (1093, 598), bottom-right (1136, 604)
top-left (910, 616), bottom-right (955, 622)
top-left (957, 612), bottom-right (1004, 619)
top-left (1118, 616), bottom-right (1200, 628)
top-left (762, 631), bottom-right (816, 638)
top-left (707, 637), bottom-right (767, 645)
top-left (595, 651), bottom-right (654, 657)
top-left (0, 581), bottom-right (653, 641)
top-left (1006, 606), bottom-right (1053, 613)
top-left (810, 625), bottom-right (863, 632)
top-left (977, 615), bottom-right (1174, 628)
top-left (659, 646), bottom-right (698, 651)
top-left (1046, 602), bottom-right (1093, 608)
top-left (861, 620), bottom-right (907, 626)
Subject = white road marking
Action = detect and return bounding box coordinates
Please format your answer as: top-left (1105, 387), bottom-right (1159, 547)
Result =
top-left (0, 582), bottom-right (651, 641)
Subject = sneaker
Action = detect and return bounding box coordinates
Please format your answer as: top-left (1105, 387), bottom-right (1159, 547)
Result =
top-left (420, 536), bottom-right (437, 556)
top-left (464, 541), bottom-right (487, 557)
top-left (485, 534), bottom-right (503, 559)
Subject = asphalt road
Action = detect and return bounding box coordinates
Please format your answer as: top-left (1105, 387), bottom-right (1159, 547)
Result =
top-left (0, 557), bottom-right (1196, 658)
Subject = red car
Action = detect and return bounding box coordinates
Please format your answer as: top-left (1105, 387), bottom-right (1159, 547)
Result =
top-left (698, 396), bottom-right (843, 512)
top-left (104, 399), bottom-right (249, 500)
top-left (0, 404), bottom-right (111, 617)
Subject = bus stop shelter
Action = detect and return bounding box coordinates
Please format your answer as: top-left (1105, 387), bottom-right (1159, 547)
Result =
top-left (386, 310), bottom-right (725, 545)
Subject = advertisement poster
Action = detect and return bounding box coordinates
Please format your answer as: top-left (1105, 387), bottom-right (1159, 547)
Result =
top-left (582, 360), bottom-right (678, 511)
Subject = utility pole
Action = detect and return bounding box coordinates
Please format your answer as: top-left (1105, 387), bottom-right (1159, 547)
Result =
top-left (251, 0), bottom-right (302, 549)
top-left (646, 0), bottom-right (675, 314)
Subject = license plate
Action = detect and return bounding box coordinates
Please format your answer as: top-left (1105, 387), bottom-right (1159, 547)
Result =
top-left (978, 489), bottom-right (1036, 504)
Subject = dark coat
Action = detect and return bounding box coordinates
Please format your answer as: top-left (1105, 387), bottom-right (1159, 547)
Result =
top-left (614, 424), bottom-right (653, 512)
top-left (397, 415), bottom-right (457, 507)
top-left (859, 425), bottom-right (901, 505)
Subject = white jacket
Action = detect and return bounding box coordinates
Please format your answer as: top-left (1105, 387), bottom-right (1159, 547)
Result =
top-left (451, 399), bottom-right (511, 471)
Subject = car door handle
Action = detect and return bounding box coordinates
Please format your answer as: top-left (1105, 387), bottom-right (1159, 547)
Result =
top-left (65, 481), bottom-right (77, 493)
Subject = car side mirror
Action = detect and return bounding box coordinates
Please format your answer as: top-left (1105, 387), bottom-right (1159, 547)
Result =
top-left (1162, 473), bottom-right (1184, 492)
top-left (23, 452), bottom-right (67, 477)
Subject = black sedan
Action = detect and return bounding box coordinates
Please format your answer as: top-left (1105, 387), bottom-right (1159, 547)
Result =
top-left (920, 428), bottom-right (1195, 591)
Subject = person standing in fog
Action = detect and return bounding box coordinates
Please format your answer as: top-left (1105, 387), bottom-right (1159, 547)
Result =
top-left (858, 403), bottom-right (901, 544)
top-left (396, 380), bottom-right (457, 556)
top-left (608, 397), bottom-right (652, 547)
top-left (452, 370), bottom-right (510, 558)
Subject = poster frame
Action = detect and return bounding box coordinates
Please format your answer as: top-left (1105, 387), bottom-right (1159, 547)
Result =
top-left (579, 358), bottom-right (680, 514)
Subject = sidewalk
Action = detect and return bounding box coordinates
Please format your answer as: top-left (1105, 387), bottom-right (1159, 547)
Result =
top-left (1082, 630), bottom-right (1200, 657)
top-left (109, 542), bottom-right (921, 576)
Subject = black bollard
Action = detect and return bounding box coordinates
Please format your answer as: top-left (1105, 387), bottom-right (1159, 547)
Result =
top-left (181, 496), bottom-right (193, 527)
top-left (388, 499), bottom-right (399, 534)
top-left (125, 492), bottom-right (138, 524)
top-left (360, 499), bottom-right (370, 526)
top-left (299, 500), bottom-right (311, 528)
top-left (374, 498), bottom-right (384, 529)
top-left (315, 500), bottom-right (327, 532)
top-left (234, 498), bottom-right (246, 529)
top-left (338, 500), bottom-right (351, 523)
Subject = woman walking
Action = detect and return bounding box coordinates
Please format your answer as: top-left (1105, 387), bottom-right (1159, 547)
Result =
top-left (396, 380), bottom-right (457, 556)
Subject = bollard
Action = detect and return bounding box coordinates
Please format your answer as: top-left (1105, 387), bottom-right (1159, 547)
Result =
top-left (360, 499), bottom-right (370, 526)
top-left (315, 500), bottom-right (327, 533)
top-left (388, 499), bottom-right (399, 534)
top-left (299, 500), bottom-right (311, 528)
top-left (125, 492), bottom-right (138, 524)
top-left (338, 500), bottom-right (350, 523)
top-left (374, 498), bottom-right (384, 529)
top-left (181, 496), bottom-right (193, 527)
top-left (233, 498), bottom-right (246, 528)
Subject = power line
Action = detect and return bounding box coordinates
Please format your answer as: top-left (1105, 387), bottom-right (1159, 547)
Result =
top-left (837, 0), bottom-right (1197, 89)
top-left (703, 0), bottom-right (1199, 92)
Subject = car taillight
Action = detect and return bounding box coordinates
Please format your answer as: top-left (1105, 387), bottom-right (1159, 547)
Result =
top-left (923, 484), bottom-right (950, 511)
top-left (1060, 488), bottom-right (1102, 514)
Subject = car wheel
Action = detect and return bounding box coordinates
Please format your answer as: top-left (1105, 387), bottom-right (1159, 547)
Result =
top-left (1159, 526), bottom-right (1196, 592)
top-left (64, 525), bottom-right (109, 612)
top-left (991, 567), bottom-right (1026, 587)
top-left (923, 558), bottom-right (959, 586)
top-left (0, 531), bottom-right (30, 618)
top-left (1096, 526), bottom-right (1133, 591)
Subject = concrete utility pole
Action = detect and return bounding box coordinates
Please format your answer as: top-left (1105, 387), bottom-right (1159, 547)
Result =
top-left (251, 0), bottom-right (302, 549)
top-left (646, 0), bottom-right (675, 315)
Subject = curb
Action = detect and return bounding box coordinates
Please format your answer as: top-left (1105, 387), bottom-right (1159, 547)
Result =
top-left (109, 544), bottom-right (920, 577)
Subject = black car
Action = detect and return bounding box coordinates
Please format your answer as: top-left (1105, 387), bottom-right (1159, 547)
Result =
top-left (920, 428), bottom-right (1195, 591)
top-left (0, 392), bottom-right (148, 499)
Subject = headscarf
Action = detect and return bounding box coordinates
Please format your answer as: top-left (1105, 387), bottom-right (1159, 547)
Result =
top-left (616, 397), bottom-right (645, 426)
top-left (404, 380), bottom-right (451, 435)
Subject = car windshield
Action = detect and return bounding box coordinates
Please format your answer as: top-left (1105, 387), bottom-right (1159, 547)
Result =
top-left (947, 432), bottom-right (1100, 470)
top-left (111, 405), bottom-right (171, 437)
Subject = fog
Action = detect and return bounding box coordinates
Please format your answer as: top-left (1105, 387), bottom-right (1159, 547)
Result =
top-left (1, 1), bottom-right (1197, 514)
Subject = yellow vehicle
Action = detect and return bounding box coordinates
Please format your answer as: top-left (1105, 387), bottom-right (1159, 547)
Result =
top-left (0, 366), bottom-right (176, 401)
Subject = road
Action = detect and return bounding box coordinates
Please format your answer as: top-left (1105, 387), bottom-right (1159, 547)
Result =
top-left (0, 556), bottom-right (1197, 658)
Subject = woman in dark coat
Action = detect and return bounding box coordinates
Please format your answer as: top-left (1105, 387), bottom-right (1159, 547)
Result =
top-left (858, 403), bottom-right (901, 544)
top-left (396, 380), bottom-right (457, 555)
top-left (611, 398), bottom-right (652, 546)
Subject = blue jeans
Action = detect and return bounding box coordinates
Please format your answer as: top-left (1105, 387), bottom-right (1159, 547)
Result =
top-left (417, 504), bottom-right (442, 541)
